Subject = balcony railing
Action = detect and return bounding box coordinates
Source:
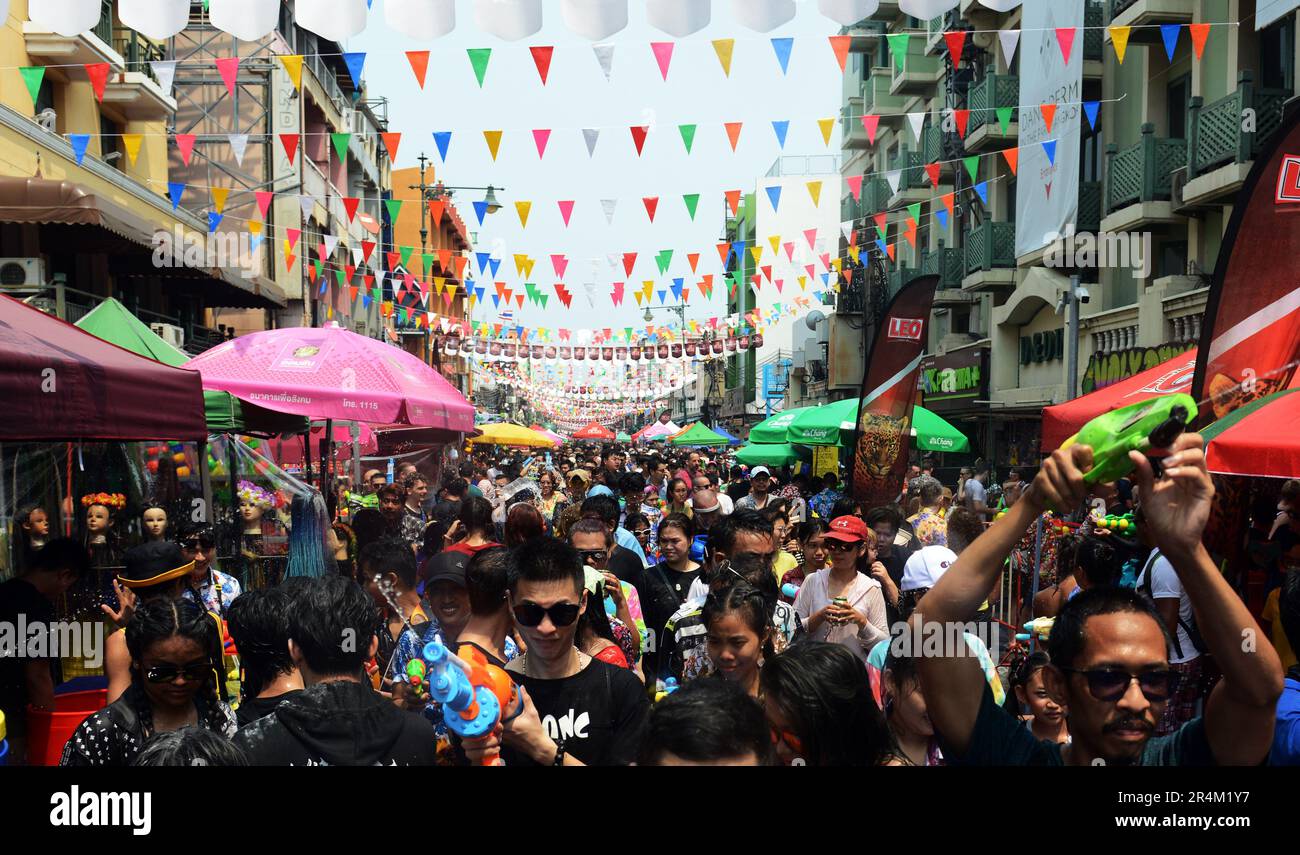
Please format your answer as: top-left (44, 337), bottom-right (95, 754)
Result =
top-left (862, 177), bottom-right (892, 216)
top-left (967, 73), bottom-right (1018, 135)
top-left (921, 244), bottom-right (963, 288)
top-left (963, 220), bottom-right (1016, 275)
top-left (1104, 123), bottom-right (1187, 213)
top-left (93, 0), bottom-right (113, 46)
top-left (1187, 71), bottom-right (1289, 180)
top-left (887, 264), bottom-right (920, 294)
top-left (113, 29), bottom-right (166, 84)
top-left (889, 148), bottom-right (926, 190)
top-left (1079, 181), bottom-right (1103, 233)
top-left (1084, 1), bottom-right (1105, 62)
top-left (1111, 0), bottom-right (1140, 17)
top-left (922, 122), bottom-right (944, 165)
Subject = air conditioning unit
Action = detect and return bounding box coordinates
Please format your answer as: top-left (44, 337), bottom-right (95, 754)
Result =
top-left (150, 323), bottom-right (186, 349)
top-left (0, 258), bottom-right (46, 288)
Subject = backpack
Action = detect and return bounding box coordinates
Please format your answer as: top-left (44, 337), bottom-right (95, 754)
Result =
top-left (1137, 551), bottom-right (1206, 659)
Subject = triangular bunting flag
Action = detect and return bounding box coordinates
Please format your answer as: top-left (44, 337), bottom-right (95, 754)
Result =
top-left (643, 197), bottom-right (659, 222)
top-left (467, 48), bottom-right (492, 87)
top-left (846, 175), bottom-right (863, 201)
top-left (996, 106), bottom-right (1014, 135)
top-left (583, 127), bottom-right (600, 157)
top-left (341, 53), bottom-right (366, 89)
top-left (1042, 140), bottom-right (1058, 165)
top-left (829, 35), bottom-right (850, 72)
top-left (862, 114), bottom-right (880, 144)
top-left (806, 181), bottom-right (823, 206)
top-left (150, 60), bottom-right (176, 97)
top-left (593, 43), bottom-right (615, 81)
top-left (963, 155), bottom-right (979, 183)
top-left (558, 200), bottom-right (575, 227)
top-left (228, 133), bottom-right (249, 166)
top-left (278, 55), bottom-right (304, 90)
top-left (817, 118), bottom-right (836, 147)
top-left (1160, 24), bottom-right (1180, 62)
top-left (772, 120), bottom-right (790, 149)
top-left (473, 200), bottom-right (488, 225)
top-left (886, 34), bottom-right (910, 71)
top-left (405, 51), bottom-right (429, 88)
top-left (483, 130), bottom-right (503, 161)
top-left (651, 41), bottom-right (674, 81)
top-left (19, 67), bottom-right (45, 105)
top-left (1083, 101), bottom-right (1100, 131)
top-left (384, 198), bottom-right (403, 225)
top-left (973, 181), bottom-right (989, 204)
top-left (954, 108), bottom-right (970, 138)
top-left (944, 31), bottom-right (967, 68)
top-left (631, 125), bottom-right (649, 156)
top-left (85, 63), bottom-right (110, 102)
top-left (999, 30), bottom-right (1020, 67)
top-left (530, 45), bottom-right (554, 84)
top-left (279, 133), bottom-right (299, 165)
top-left (532, 128), bottom-right (551, 158)
top-left (885, 170), bottom-right (901, 195)
top-left (427, 198), bottom-right (445, 226)
top-left (907, 112), bottom-right (925, 144)
top-left (1002, 147), bottom-right (1019, 174)
top-left (724, 121), bottom-right (743, 152)
top-left (712, 38), bottom-right (735, 76)
top-left (69, 134), bottom-right (90, 165)
top-left (925, 163), bottom-right (941, 187)
top-left (1189, 23), bottom-right (1211, 60)
top-left (1040, 103), bottom-right (1057, 134)
top-left (678, 124), bottom-right (697, 153)
top-left (380, 132), bottom-right (401, 162)
top-left (211, 187), bottom-right (230, 214)
top-left (725, 189), bottom-right (741, 216)
top-left (216, 57), bottom-right (239, 97)
top-left (516, 200), bottom-right (532, 228)
top-left (1110, 26), bottom-right (1131, 64)
top-left (770, 37), bottom-right (793, 75)
top-left (765, 185), bottom-right (782, 211)
top-left (176, 133), bottom-right (197, 166)
top-left (1055, 28), bottom-right (1076, 64)
top-left (168, 182), bottom-right (185, 210)
top-left (601, 199), bottom-right (617, 224)
top-left (330, 132), bottom-right (351, 161)
top-left (432, 131), bottom-right (451, 162)
top-left (683, 193), bottom-right (700, 221)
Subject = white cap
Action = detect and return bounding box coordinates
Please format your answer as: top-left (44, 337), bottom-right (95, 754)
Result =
top-left (750, 466), bottom-right (771, 478)
top-left (901, 545), bottom-right (958, 592)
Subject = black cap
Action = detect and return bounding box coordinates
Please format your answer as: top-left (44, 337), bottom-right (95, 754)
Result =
top-left (425, 550), bottom-right (469, 588)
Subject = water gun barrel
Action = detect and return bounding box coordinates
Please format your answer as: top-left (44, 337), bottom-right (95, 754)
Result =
top-left (1022, 617), bottom-right (1055, 641)
top-left (781, 583), bottom-right (799, 599)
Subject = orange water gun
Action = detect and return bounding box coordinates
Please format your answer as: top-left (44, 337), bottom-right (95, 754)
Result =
top-left (411, 639), bottom-right (524, 766)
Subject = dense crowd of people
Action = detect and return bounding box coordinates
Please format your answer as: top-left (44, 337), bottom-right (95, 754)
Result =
top-left (1, 433), bottom-right (1297, 767)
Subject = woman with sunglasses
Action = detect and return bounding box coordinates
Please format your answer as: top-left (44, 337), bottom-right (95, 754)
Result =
top-left (624, 512), bottom-right (655, 564)
top-left (62, 597), bottom-right (236, 766)
top-left (791, 516), bottom-right (889, 662)
top-left (779, 519), bottom-right (830, 604)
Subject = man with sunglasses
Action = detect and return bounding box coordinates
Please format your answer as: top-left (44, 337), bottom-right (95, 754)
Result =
top-left (736, 466), bottom-right (776, 512)
top-left (914, 433), bottom-right (1283, 766)
top-left (181, 526), bottom-right (240, 616)
top-left (470, 539), bottom-right (648, 766)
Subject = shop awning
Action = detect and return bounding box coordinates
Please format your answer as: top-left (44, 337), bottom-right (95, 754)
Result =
top-left (1040, 350), bottom-right (1198, 451)
top-left (1202, 389), bottom-right (1300, 478)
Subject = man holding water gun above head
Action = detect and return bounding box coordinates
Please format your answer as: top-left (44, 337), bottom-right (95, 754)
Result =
top-left (913, 430), bottom-right (1283, 766)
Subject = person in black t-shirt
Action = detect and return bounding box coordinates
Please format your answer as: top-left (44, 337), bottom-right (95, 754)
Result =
top-left (0, 539), bottom-right (88, 764)
top-left (865, 506), bottom-right (912, 591)
top-left (466, 538), bottom-right (648, 766)
top-left (725, 466), bottom-right (750, 505)
top-left (225, 587), bottom-right (304, 727)
top-left (637, 514), bottom-right (702, 681)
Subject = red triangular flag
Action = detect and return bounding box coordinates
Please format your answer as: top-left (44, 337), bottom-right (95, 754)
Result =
top-left (630, 125), bottom-right (649, 156)
top-left (1040, 103), bottom-right (1057, 134)
top-left (438, 249), bottom-right (452, 271)
top-left (342, 197), bottom-right (359, 221)
top-left (828, 35), bottom-right (851, 73)
top-left (643, 197), bottom-right (659, 222)
top-left (925, 163), bottom-right (941, 187)
top-left (175, 133), bottom-right (197, 166)
top-left (428, 198), bottom-right (445, 225)
top-left (954, 109), bottom-right (970, 138)
top-left (280, 133), bottom-right (299, 165)
top-left (285, 229), bottom-right (301, 252)
top-left (386, 251), bottom-right (401, 271)
top-left (846, 175), bottom-right (863, 201)
top-left (255, 190), bottom-right (273, 218)
top-left (85, 63), bottom-right (110, 102)
top-left (1001, 147), bottom-right (1019, 174)
top-left (1055, 28), bottom-right (1076, 64)
top-left (623, 252), bottom-right (637, 277)
top-left (804, 228), bottom-right (818, 249)
top-left (406, 51), bottom-right (430, 88)
top-left (361, 240), bottom-right (376, 264)
top-left (944, 31), bottom-right (967, 68)
top-left (1189, 23), bottom-right (1210, 60)
top-left (216, 57), bottom-right (239, 97)
top-left (530, 46), bottom-right (554, 84)
top-left (886, 244), bottom-right (896, 262)
top-left (862, 114), bottom-right (880, 144)
top-left (725, 189), bottom-right (741, 215)
top-left (873, 212), bottom-right (888, 234)
top-left (380, 132), bottom-right (401, 161)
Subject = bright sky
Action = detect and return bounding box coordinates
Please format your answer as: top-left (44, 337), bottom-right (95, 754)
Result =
top-left (349, 0), bottom-right (841, 336)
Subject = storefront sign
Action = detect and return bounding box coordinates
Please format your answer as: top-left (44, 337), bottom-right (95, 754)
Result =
top-left (1081, 341), bottom-right (1195, 394)
top-left (921, 348), bottom-right (988, 412)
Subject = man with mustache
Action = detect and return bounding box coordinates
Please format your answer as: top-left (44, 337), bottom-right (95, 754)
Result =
top-left (913, 434), bottom-right (1283, 765)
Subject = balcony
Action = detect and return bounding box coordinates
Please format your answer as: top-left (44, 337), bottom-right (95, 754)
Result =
top-left (1108, 0), bottom-right (1193, 40)
top-left (1078, 181), bottom-right (1103, 234)
top-left (1182, 72), bottom-right (1289, 206)
top-left (921, 244), bottom-right (964, 289)
top-left (962, 220), bottom-right (1017, 292)
top-left (888, 147), bottom-right (927, 204)
top-left (863, 67), bottom-right (909, 124)
top-left (301, 158), bottom-right (331, 225)
top-left (842, 94), bottom-right (869, 149)
top-left (966, 73), bottom-right (1018, 152)
top-left (843, 20), bottom-right (885, 54)
top-left (1084, 0), bottom-right (1105, 69)
top-left (888, 263), bottom-right (920, 294)
top-left (890, 44), bottom-right (943, 96)
top-left (861, 178), bottom-right (892, 217)
top-left (23, 1), bottom-right (121, 68)
top-left (1102, 123), bottom-right (1187, 232)
top-left (102, 30), bottom-right (175, 120)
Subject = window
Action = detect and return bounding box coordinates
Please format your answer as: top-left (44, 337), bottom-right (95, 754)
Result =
top-left (1261, 17), bottom-right (1295, 91)
top-left (99, 113), bottom-right (123, 170)
top-left (1167, 74), bottom-right (1190, 139)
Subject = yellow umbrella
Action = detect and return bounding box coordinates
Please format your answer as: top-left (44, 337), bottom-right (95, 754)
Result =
top-left (471, 422), bottom-right (556, 448)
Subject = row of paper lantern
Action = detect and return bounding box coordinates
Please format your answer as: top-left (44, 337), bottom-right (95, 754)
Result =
top-left (11, 1), bottom-right (1025, 43)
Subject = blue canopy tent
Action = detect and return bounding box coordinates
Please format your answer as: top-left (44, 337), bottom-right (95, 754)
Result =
top-left (711, 424), bottom-right (743, 446)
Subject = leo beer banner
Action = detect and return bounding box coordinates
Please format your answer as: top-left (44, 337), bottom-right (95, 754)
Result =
top-left (1193, 101), bottom-right (1300, 421)
top-left (850, 275), bottom-right (939, 506)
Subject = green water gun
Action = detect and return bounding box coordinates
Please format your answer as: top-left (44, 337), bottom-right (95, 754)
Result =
top-left (1060, 394), bottom-right (1197, 484)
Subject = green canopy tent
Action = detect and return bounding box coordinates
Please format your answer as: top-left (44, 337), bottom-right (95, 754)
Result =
top-left (669, 422), bottom-right (731, 447)
top-left (75, 299), bottom-right (308, 435)
top-left (774, 399), bottom-right (970, 453)
top-left (615, 431), bottom-right (632, 442)
top-left (735, 442), bottom-right (812, 467)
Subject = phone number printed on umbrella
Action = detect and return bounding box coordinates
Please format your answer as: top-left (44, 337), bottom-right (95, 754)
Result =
top-left (341, 399), bottom-right (380, 411)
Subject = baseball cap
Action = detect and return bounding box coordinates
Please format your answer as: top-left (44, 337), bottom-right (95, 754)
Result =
top-left (901, 545), bottom-right (958, 592)
top-left (425, 550), bottom-right (469, 588)
top-left (568, 469), bottom-right (591, 485)
top-left (824, 515), bottom-right (870, 544)
top-left (750, 466), bottom-right (772, 479)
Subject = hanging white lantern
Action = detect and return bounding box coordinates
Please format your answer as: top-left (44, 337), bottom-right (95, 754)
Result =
top-left (898, 0), bottom-right (960, 18)
top-left (118, 0), bottom-right (190, 39)
top-left (731, 0), bottom-right (795, 32)
top-left (295, 0), bottom-right (368, 42)
top-left (647, 0), bottom-right (710, 37)
top-left (209, 0), bottom-right (279, 41)
top-left (561, 0), bottom-right (627, 40)
top-left (474, 0), bottom-right (542, 41)
top-left (818, 0), bottom-right (879, 25)
top-left (29, 0), bottom-right (103, 38)
top-left (978, 0), bottom-right (1022, 10)
top-left (386, 0), bottom-right (456, 40)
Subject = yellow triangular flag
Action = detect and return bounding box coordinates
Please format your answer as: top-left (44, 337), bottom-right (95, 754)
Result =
top-left (484, 130), bottom-right (503, 161)
top-left (122, 133), bottom-right (143, 165)
top-left (248, 220), bottom-right (263, 236)
top-left (832, 257), bottom-right (843, 271)
top-left (514, 253), bottom-right (529, 275)
top-left (643, 280), bottom-right (655, 298)
top-left (712, 38), bottom-right (735, 76)
top-left (817, 118), bottom-right (835, 147)
top-left (468, 293), bottom-right (477, 310)
top-left (516, 200), bottom-right (531, 228)
top-left (750, 246), bottom-right (763, 264)
top-left (635, 291), bottom-right (644, 306)
top-left (1109, 26), bottom-right (1131, 64)
top-left (768, 235), bottom-right (781, 255)
top-left (807, 180), bottom-right (823, 206)
top-left (848, 245), bottom-right (861, 263)
top-left (798, 275), bottom-right (807, 290)
top-left (211, 187), bottom-right (230, 214)
top-left (279, 55), bottom-right (303, 89)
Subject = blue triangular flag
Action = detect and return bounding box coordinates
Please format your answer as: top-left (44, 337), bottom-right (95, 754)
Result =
top-left (249, 232), bottom-right (264, 252)
top-left (476, 251), bottom-right (491, 273)
top-left (475, 287), bottom-right (486, 301)
top-left (1083, 101), bottom-right (1100, 131)
top-left (362, 294), bottom-right (370, 308)
top-left (765, 184), bottom-right (782, 211)
top-left (772, 120), bottom-right (790, 150)
top-left (472, 200), bottom-right (488, 225)
top-left (515, 325), bottom-right (524, 339)
top-left (1160, 24), bottom-right (1180, 62)
top-left (935, 209), bottom-right (949, 229)
top-left (488, 257), bottom-right (502, 278)
top-left (491, 294), bottom-right (500, 307)
top-left (69, 134), bottom-right (91, 165)
top-left (432, 131), bottom-right (452, 162)
top-left (820, 272), bottom-right (831, 286)
top-left (207, 212), bottom-right (223, 233)
top-left (771, 37), bottom-right (794, 75)
top-left (973, 181), bottom-right (989, 204)
top-left (319, 279), bottom-right (329, 296)
top-left (342, 52), bottom-right (367, 89)
top-left (875, 238), bottom-right (887, 254)
top-left (168, 182), bottom-right (186, 210)
top-left (671, 277), bottom-right (684, 299)
top-left (657, 290), bottom-right (666, 304)
top-left (1041, 139), bottom-right (1057, 165)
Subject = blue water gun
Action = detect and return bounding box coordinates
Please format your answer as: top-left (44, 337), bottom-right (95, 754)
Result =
top-left (406, 638), bottom-right (524, 765)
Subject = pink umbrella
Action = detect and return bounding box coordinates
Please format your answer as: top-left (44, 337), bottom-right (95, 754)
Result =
top-left (184, 323), bottom-right (475, 431)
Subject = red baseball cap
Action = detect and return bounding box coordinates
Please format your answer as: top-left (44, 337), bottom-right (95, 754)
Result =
top-left (825, 515), bottom-right (870, 544)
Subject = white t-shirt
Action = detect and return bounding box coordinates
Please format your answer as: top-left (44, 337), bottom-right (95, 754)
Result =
top-left (963, 478), bottom-right (987, 505)
top-left (791, 568), bottom-right (889, 662)
top-left (1137, 551), bottom-right (1198, 665)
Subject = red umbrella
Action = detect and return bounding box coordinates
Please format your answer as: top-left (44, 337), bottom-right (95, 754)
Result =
top-left (1040, 350), bottom-right (1197, 450)
top-left (1202, 388), bottom-right (1300, 478)
top-left (572, 421), bottom-right (615, 441)
top-left (0, 295), bottom-right (206, 441)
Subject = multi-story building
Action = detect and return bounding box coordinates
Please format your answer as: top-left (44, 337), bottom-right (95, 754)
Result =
top-left (831, 0), bottom-right (1290, 471)
top-left (0, 0), bottom-right (285, 352)
top-left (720, 192), bottom-right (757, 431)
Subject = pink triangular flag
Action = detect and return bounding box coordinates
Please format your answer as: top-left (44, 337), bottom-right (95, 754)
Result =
top-left (862, 114), bottom-right (880, 144)
top-left (846, 175), bottom-right (863, 201)
top-left (804, 228), bottom-right (818, 250)
top-left (255, 190), bottom-right (273, 219)
top-left (558, 200), bottom-right (575, 226)
top-left (651, 42), bottom-right (675, 81)
top-left (1055, 28), bottom-right (1076, 64)
top-left (533, 128), bottom-right (551, 158)
top-left (175, 133), bottom-right (196, 166)
top-left (216, 57), bottom-right (240, 97)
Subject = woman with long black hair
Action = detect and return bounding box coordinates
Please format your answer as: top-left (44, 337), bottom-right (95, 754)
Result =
top-left (704, 583), bottom-right (773, 697)
top-left (61, 597), bottom-right (236, 766)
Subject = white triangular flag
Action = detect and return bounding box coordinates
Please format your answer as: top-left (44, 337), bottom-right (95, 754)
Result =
top-left (351, 246), bottom-right (363, 265)
top-left (607, 254), bottom-right (620, 269)
top-left (322, 234), bottom-right (340, 257)
top-left (840, 220), bottom-right (854, 241)
top-left (299, 195), bottom-right (316, 217)
top-left (593, 43), bottom-right (615, 81)
top-left (999, 29), bottom-right (1020, 67)
top-left (601, 199), bottom-right (618, 224)
top-left (374, 270), bottom-right (388, 289)
top-left (583, 127), bottom-right (600, 157)
top-left (885, 169), bottom-right (902, 195)
top-left (907, 112), bottom-right (925, 145)
top-left (150, 60), bottom-right (177, 98)
top-left (228, 133), bottom-right (249, 166)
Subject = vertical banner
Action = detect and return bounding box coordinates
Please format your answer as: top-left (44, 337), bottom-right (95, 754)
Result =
top-left (812, 445), bottom-right (839, 479)
top-left (850, 275), bottom-right (939, 506)
top-left (1015, 0), bottom-right (1083, 258)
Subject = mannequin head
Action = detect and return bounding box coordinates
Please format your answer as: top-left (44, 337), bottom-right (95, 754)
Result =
top-left (20, 505), bottom-right (50, 543)
top-left (82, 493), bottom-right (124, 542)
top-left (236, 481), bottom-right (276, 533)
top-left (141, 504), bottom-right (169, 541)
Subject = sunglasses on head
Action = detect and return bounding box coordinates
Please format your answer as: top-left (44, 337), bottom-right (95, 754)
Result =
top-left (1060, 667), bottom-right (1180, 702)
top-left (144, 662), bottom-right (211, 684)
top-left (512, 600), bottom-right (582, 628)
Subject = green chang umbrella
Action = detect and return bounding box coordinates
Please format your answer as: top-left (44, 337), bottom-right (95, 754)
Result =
top-left (911, 405), bottom-right (970, 452)
top-left (748, 406), bottom-right (811, 444)
top-left (781, 398), bottom-right (969, 452)
top-left (735, 442), bottom-right (812, 467)
top-left (669, 422), bottom-right (730, 447)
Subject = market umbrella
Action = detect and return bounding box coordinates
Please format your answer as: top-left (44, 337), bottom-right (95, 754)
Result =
top-left (1040, 349), bottom-right (1197, 450)
top-left (911, 406), bottom-right (971, 453)
top-left (530, 425), bottom-right (566, 446)
top-left (472, 423), bottom-right (556, 448)
top-left (183, 322), bottom-right (475, 430)
top-left (735, 442), bottom-right (812, 467)
top-left (0, 294), bottom-right (206, 441)
top-left (711, 424), bottom-right (743, 446)
top-left (1201, 388), bottom-right (1300, 478)
top-left (75, 298), bottom-right (308, 435)
top-left (572, 421), bottom-right (616, 441)
top-left (748, 407), bottom-right (811, 443)
top-left (670, 422), bottom-right (730, 447)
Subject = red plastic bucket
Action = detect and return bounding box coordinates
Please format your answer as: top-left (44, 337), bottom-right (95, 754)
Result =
top-left (26, 690), bottom-right (107, 766)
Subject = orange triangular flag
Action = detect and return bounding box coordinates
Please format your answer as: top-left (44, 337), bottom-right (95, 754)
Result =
top-left (1041, 103), bottom-right (1057, 134)
top-left (725, 189), bottom-right (741, 216)
top-left (1189, 24), bottom-right (1210, 60)
top-left (406, 51), bottom-right (430, 89)
top-left (828, 35), bottom-right (851, 73)
top-left (1001, 147), bottom-right (1019, 174)
top-left (380, 132), bottom-right (401, 161)
top-left (724, 122), bottom-right (743, 152)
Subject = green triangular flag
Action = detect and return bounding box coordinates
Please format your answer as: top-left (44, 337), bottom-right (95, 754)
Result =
top-left (624, 327), bottom-right (634, 340)
top-left (538, 294), bottom-right (549, 309)
top-left (335, 268), bottom-right (347, 287)
top-left (656, 250), bottom-right (673, 274)
top-left (399, 245), bottom-right (414, 268)
top-left (678, 124), bottom-right (697, 154)
top-left (963, 155), bottom-right (980, 183)
top-left (996, 106), bottom-right (1014, 136)
top-left (313, 259), bottom-right (323, 278)
top-left (399, 307), bottom-right (408, 323)
top-left (683, 193), bottom-right (700, 220)
top-left (19, 67), bottom-right (45, 104)
top-left (906, 203), bottom-right (921, 224)
top-left (886, 34), bottom-right (910, 71)
top-left (331, 132), bottom-right (351, 161)
top-left (384, 198), bottom-right (404, 224)
top-left (467, 48), bottom-right (492, 87)
top-left (876, 222), bottom-right (886, 239)
top-left (422, 252), bottom-right (434, 274)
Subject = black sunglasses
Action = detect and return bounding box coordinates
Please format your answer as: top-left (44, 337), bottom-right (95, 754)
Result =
top-left (577, 549), bottom-right (608, 564)
top-left (1060, 668), bottom-right (1181, 702)
top-left (145, 662), bottom-right (211, 684)
top-left (182, 538), bottom-right (215, 550)
top-left (824, 539), bottom-right (861, 552)
top-left (512, 601), bottom-right (582, 628)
